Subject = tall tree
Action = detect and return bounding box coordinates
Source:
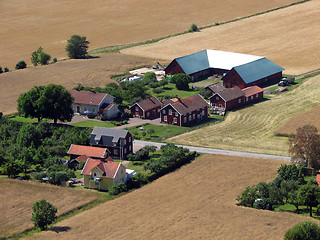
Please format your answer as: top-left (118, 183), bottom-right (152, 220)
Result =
top-left (289, 125), bottom-right (320, 169)
top-left (31, 47), bottom-right (51, 66)
top-left (65, 35), bottom-right (90, 59)
top-left (298, 181), bottom-right (320, 217)
top-left (17, 86), bottom-right (45, 122)
top-left (38, 84), bottom-right (74, 124)
top-left (17, 84), bottom-right (74, 124)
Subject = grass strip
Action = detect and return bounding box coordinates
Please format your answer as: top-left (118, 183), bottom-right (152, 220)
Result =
top-left (88, 0), bottom-right (310, 54)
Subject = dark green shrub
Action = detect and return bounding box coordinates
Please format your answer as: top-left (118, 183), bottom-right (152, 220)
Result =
top-left (15, 60), bottom-right (27, 70)
top-left (153, 88), bottom-right (164, 94)
top-left (253, 199), bottom-right (272, 210)
top-left (189, 23), bottom-right (199, 32)
top-left (0, 66), bottom-right (3, 73)
top-left (236, 185), bottom-right (257, 207)
top-left (284, 221), bottom-right (320, 240)
top-left (31, 199), bottom-right (57, 230)
top-left (33, 172), bottom-right (47, 181)
top-left (143, 72), bottom-right (157, 85)
top-left (0, 112), bottom-right (2, 119)
top-left (52, 58), bottom-right (57, 63)
top-left (4, 67), bottom-right (9, 72)
top-left (108, 182), bottom-right (127, 195)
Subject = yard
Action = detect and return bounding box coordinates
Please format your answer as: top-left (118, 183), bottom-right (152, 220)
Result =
top-left (71, 120), bottom-right (115, 128)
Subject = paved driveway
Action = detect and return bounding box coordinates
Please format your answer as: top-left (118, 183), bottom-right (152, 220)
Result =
top-left (114, 117), bottom-right (165, 129)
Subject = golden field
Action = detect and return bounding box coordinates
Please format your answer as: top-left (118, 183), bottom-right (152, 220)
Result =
top-left (1, 0), bottom-right (298, 69)
top-left (24, 154), bottom-right (316, 240)
top-left (0, 178), bottom-right (99, 238)
top-left (168, 75), bottom-right (320, 156)
top-left (122, 0), bottom-right (320, 75)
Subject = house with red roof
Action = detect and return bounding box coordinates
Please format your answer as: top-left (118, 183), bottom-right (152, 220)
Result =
top-left (160, 94), bottom-right (209, 126)
top-left (67, 144), bottom-right (110, 160)
top-left (70, 90), bottom-right (118, 119)
top-left (81, 157), bottom-right (127, 191)
top-left (242, 86), bottom-right (264, 104)
top-left (129, 96), bottom-right (162, 119)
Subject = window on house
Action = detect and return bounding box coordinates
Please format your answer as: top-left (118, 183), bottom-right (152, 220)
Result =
top-left (129, 137), bottom-right (131, 142)
top-left (93, 108), bottom-right (96, 112)
top-left (147, 112), bottom-right (150, 117)
top-left (135, 107), bottom-right (138, 111)
top-left (193, 114), bottom-right (196, 120)
top-left (164, 116), bottom-right (167, 122)
top-left (114, 149), bottom-right (118, 155)
top-left (202, 110), bottom-right (205, 116)
top-left (219, 104), bottom-right (222, 108)
top-left (93, 172), bottom-right (99, 177)
top-left (173, 118), bottom-right (177, 123)
top-left (256, 94), bottom-right (259, 98)
top-left (162, 110), bottom-right (166, 114)
top-left (129, 145), bottom-right (131, 151)
top-left (175, 112), bottom-right (178, 117)
top-left (84, 107), bottom-right (87, 111)
top-left (239, 99), bottom-right (241, 103)
top-left (124, 148), bottom-right (127, 154)
top-left (124, 140), bottom-right (126, 145)
top-left (246, 97), bottom-right (248, 102)
top-left (184, 117), bottom-right (187, 123)
top-left (189, 115), bottom-right (192, 121)
top-left (251, 96), bottom-right (254, 100)
top-left (216, 96), bottom-right (219, 100)
top-left (169, 109), bottom-right (172, 115)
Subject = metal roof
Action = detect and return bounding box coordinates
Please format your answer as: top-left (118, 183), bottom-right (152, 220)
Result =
top-left (233, 58), bottom-right (285, 84)
top-left (90, 127), bottom-right (130, 147)
top-left (174, 49), bottom-right (263, 75)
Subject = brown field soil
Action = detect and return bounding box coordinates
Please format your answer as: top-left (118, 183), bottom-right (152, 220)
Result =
top-left (122, 0), bottom-right (320, 75)
top-left (0, 178), bottom-right (99, 238)
top-left (276, 105), bottom-right (320, 135)
top-left (0, 53), bottom-right (154, 115)
top-left (168, 75), bottom-right (320, 156)
top-left (25, 154), bottom-right (316, 240)
top-left (1, 0), bottom-right (298, 69)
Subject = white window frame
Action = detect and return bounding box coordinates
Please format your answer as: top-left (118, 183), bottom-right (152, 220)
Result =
top-left (256, 94), bottom-right (259, 98)
top-left (175, 112), bottom-right (179, 117)
top-left (124, 139), bottom-right (126, 145)
top-left (129, 137), bottom-right (131, 143)
top-left (162, 110), bottom-right (166, 114)
top-left (239, 99), bottom-right (241, 103)
top-left (164, 116), bottom-right (167, 122)
top-left (216, 96), bottom-right (219, 100)
top-left (114, 149), bottom-right (118, 155)
top-left (189, 115), bottom-right (192, 121)
top-left (251, 96), bottom-right (254, 100)
top-left (135, 106), bottom-right (139, 111)
top-left (129, 145), bottom-right (131, 151)
top-left (169, 109), bottom-right (172, 115)
top-left (147, 112), bottom-right (150, 117)
top-left (173, 118), bottom-right (177, 124)
top-left (193, 114), bottom-right (196, 120)
top-left (93, 172), bottom-right (99, 177)
top-left (184, 117), bottom-right (187, 123)
top-left (202, 110), bottom-right (205, 116)
top-left (124, 148), bottom-right (127, 154)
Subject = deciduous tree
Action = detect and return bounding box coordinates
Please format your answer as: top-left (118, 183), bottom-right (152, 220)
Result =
top-left (298, 181), bottom-right (320, 217)
top-left (15, 60), bottom-right (27, 70)
top-left (31, 47), bottom-right (51, 66)
top-left (65, 35), bottom-right (90, 59)
top-left (284, 221), bottom-right (320, 240)
top-left (289, 125), bottom-right (320, 169)
top-left (31, 199), bottom-right (57, 230)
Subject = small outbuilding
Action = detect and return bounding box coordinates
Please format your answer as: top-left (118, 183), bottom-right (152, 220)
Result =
top-left (129, 97), bottom-right (162, 119)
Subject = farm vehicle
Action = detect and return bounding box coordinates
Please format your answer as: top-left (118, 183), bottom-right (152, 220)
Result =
top-left (278, 77), bottom-right (295, 87)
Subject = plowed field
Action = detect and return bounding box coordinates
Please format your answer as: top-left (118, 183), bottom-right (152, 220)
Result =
top-left (24, 155), bottom-right (315, 240)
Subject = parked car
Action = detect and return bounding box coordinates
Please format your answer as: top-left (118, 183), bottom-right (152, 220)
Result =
top-left (68, 178), bottom-right (80, 184)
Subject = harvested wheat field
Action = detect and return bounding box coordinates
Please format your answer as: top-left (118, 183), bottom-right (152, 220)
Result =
top-left (0, 53), bottom-right (154, 115)
top-left (122, 0), bottom-right (320, 75)
top-left (24, 154), bottom-right (315, 240)
top-left (276, 105), bottom-right (320, 135)
top-left (169, 75), bottom-right (320, 156)
top-left (1, 0), bottom-right (299, 69)
top-left (0, 178), bottom-right (99, 238)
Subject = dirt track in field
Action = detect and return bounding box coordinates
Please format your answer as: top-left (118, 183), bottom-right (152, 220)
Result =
top-left (24, 155), bottom-right (316, 240)
top-left (0, 54), bottom-right (154, 115)
top-left (1, 0), bottom-right (298, 69)
top-left (0, 178), bottom-right (98, 238)
top-left (122, 0), bottom-right (320, 75)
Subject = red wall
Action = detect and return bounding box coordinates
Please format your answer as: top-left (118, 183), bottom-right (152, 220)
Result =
top-left (245, 92), bottom-right (264, 104)
top-left (131, 104), bottom-right (160, 119)
top-left (165, 60), bottom-right (185, 75)
top-left (161, 105), bottom-right (181, 126)
top-left (210, 94), bottom-right (244, 111)
top-left (131, 104), bottom-right (144, 118)
top-left (144, 106), bottom-right (161, 119)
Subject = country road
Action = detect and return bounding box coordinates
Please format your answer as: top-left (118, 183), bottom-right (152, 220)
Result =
top-left (134, 140), bottom-right (291, 161)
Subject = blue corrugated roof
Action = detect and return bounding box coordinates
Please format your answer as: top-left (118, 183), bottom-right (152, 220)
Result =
top-left (175, 50), bottom-right (209, 75)
top-left (233, 58), bottom-right (285, 84)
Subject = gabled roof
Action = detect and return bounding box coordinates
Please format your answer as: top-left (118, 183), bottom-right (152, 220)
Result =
top-left (242, 86), bottom-right (264, 97)
top-left (67, 144), bottom-right (109, 158)
top-left (231, 58), bottom-right (285, 84)
top-left (171, 49), bottom-right (263, 75)
top-left (205, 82), bottom-right (226, 94)
top-left (210, 86), bottom-right (244, 102)
top-left (162, 94), bottom-right (209, 115)
top-left (73, 154), bottom-right (90, 163)
top-left (90, 127), bottom-right (131, 146)
top-left (130, 97), bottom-right (162, 111)
top-left (70, 90), bottom-right (113, 106)
top-left (81, 157), bottom-right (124, 178)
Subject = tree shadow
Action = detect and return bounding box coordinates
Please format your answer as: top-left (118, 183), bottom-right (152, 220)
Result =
top-left (49, 226), bottom-right (71, 233)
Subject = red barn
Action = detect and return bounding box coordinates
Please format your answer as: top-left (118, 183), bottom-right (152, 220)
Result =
top-left (129, 97), bottom-right (162, 119)
top-left (160, 94), bottom-right (209, 126)
top-left (242, 86), bottom-right (264, 104)
top-left (222, 58), bottom-right (284, 89)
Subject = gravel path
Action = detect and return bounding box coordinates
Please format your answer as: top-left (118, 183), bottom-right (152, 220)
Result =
top-left (134, 140), bottom-right (291, 161)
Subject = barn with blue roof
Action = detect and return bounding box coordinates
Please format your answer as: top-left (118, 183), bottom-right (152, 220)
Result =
top-left (165, 49), bottom-right (284, 88)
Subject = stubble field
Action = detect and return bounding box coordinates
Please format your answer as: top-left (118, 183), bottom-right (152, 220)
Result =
top-left (122, 0), bottom-right (320, 75)
top-left (1, 0), bottom-right (298, 69)
top-left (24, 154), bottom-right (314, 240)
top-left (168, 74), bottom-right (320, 156)
top-left (0, 178), bottom-right (99, 239)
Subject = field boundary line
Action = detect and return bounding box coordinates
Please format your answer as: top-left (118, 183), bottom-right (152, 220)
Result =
top-left (89, 0), bottom-right (310, 55)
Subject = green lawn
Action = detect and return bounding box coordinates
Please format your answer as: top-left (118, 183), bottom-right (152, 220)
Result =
top-left (274, 203), bottom-right (320, 218)
top-left (190, 79), bottom-right (222, 88)
top-left (71, 120), bottom-right (115, 128)
top-left (151, 83), bottom-right (200, 99)
top-left (5, 115), bottom-right (50, 123)
top-left (126, 123), bottom-right (188, 141)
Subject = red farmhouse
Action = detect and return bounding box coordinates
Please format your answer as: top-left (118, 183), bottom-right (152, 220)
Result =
top-left (90, 127), bottom-right (133, 160)
top-left (129, 97), bottom-right (162, 119)
top-left (209, 86), bottom-right (264, 111)
top-left (160, 94), bottom-right (209, 126)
